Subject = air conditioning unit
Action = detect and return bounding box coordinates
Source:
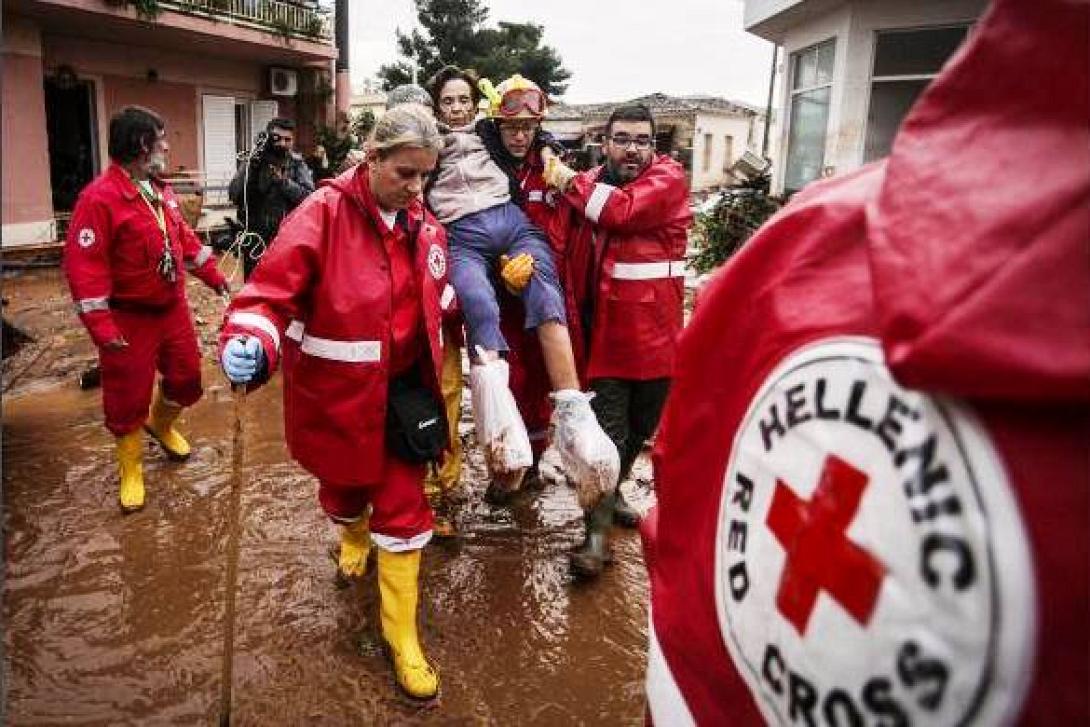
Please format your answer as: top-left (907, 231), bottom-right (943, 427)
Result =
top-left (269, 67), bottom-right (298, 97)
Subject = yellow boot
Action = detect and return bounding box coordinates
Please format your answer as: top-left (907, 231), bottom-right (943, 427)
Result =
top-left (117, 429), bottom-right (145, 513)
top-left (338, 515), bottom-right (371, 578)
top-left (145, 388), bottom-right (191, 460)
top-left (423, 341), bottom-right (464, 538)
top-left (377, 548), bottom-right (439, 700)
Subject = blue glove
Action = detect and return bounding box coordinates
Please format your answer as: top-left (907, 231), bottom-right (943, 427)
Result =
top-left (221, 336), bottom-right (264, 384)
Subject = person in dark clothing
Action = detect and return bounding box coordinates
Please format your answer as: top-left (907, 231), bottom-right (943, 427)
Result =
top-left (228, 117), bottom-right (315, 278)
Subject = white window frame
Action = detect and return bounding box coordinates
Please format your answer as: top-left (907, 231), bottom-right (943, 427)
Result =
top-left (783, 37), bottom-right (836, 195)
top-left (863, 23), bottom-right (973, 162)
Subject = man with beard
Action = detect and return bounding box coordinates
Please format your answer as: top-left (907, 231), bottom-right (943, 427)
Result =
top-left (229, 117), bottom-right (315, 278)
top-left (63, 105), bottom-right (229, 512)
top-left (543, 103), bottom-right (692, 578)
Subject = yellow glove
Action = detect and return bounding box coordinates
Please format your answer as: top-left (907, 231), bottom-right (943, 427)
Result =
top-left (543, 154), bottom-right (576, 191)
top-left (499, 253), bottom-right (534, 295)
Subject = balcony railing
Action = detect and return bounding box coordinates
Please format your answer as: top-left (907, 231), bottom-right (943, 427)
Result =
top-left (161, 0), bottom-right (332, 42)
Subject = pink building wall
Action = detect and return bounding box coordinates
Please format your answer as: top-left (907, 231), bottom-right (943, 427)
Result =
top-left (102, 77), bottom-right (202, 173)
top-left (2, 16), bottom-right (54, 235)
top-left (3, 4), bottom-right (336, 247)
top-left (42, 33), bottom-right (266, 175)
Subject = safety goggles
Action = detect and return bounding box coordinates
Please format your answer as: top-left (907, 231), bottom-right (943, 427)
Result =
top-left (498, 87), bottom-right (547, 117)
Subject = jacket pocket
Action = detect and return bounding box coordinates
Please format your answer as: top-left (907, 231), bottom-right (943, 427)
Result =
top-left (290, 353), bottom-right (385, 481)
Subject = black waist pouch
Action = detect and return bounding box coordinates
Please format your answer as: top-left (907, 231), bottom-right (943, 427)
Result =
top-left (385, 368), bottom-right (447, 464)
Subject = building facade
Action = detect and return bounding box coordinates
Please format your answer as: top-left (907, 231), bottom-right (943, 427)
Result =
top-left (745, 0), bottom-right (986, 195)
top-left (2, 0), bottom-right (337, 248)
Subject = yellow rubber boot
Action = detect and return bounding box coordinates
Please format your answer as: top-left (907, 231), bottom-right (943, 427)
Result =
top-left (377, 548), bottom-right (439, 700)
top-left (338, 515), bottom-right (371, 578)
top-left (117, 430), bottom-right (146, 513)
top-left (424, 341), bottom-right (465, 538)
top-left (145, 389), bottom-right (191, 460)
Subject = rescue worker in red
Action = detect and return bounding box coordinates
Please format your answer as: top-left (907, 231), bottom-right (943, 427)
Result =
top-left (641, 0), bottom-right (1089, 722)
top-left (478, 74), bottom-right (571, 494)
top-left (543, 103), bottom-right (693, 578)
top-left (218, 104), bottom-right (450, 702)
top-left (63, 105), bottom-right (229, 514)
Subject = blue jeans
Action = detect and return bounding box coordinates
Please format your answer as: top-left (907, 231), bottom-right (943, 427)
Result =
top-left (448, 202), bottom-right (566, 353)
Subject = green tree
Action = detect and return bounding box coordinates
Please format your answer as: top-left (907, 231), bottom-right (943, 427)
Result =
top-left (378, 0), bottom-right (570, 96)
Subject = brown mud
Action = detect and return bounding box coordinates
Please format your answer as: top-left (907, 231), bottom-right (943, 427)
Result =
top-left (2, 266), bottom-right (655, 725)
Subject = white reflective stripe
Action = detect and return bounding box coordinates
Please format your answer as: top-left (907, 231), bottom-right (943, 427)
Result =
top-left (229, 311), bottom-right (281, 352)
top-left (75, 296), bottom-right (110, 313)
top-left (193, 245), bottom-right (213, 267)
top-left (585, 182), bottom-right (616, 224)
top-left (611, 260), bottom-right (687, 281)
top-left (440, 283), bottom-right (456, 311)
top-left (371, 530), bottom-right (432, 552)
top-left (527, 189), bottom-right (544, 202)
top-left (300, 334), bottom-right (381, 363)
top-left (646, 610), bottom-right (696, 727)
top-left (285, 320), bottom-right (304, 342)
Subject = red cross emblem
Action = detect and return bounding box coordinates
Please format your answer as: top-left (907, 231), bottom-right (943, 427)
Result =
top-left (766, 455), bottom-right (886, 635)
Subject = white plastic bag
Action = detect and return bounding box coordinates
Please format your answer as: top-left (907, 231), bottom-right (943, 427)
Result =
top-left (469, 349), bottom-right (532, 491)
top-left (547, 391), bottom-right (621, 511)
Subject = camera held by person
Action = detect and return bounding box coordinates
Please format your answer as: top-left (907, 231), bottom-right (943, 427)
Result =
top-left (227, 117), bottom-right (315, 279)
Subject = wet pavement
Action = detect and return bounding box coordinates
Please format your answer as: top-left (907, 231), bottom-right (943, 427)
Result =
top-left (2, 267), bottom-right (655, 725)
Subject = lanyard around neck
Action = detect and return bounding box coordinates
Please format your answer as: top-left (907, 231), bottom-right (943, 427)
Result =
top-left (133, 179), bottom-right (168, 237)
top-left (130, 176), bottom-right (177, 282)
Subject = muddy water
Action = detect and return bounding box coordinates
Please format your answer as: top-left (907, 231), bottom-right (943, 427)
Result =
top-left (4, 353), bottom-right (654, 724)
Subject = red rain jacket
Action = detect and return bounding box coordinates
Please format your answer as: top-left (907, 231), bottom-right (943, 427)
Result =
top-left (560, 155), bottom-right (692, 381)
top-left (220, 167), bottom-right (454, 486)
top-left (499, 145), bottom-right (568, 435)
top-left (643, 0), bottom-right (1089, 723)
top-left (63, 163), bottom-right (226, 346)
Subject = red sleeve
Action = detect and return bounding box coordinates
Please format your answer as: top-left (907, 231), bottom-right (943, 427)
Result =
top-left (218, 194), bottom-right (326, 382)
top-left (563, 158), bottom-right (690, 235)
top-left (62, 192), bottom-right (122, 347)
top-left (166, 189), bottom-right (227, 291)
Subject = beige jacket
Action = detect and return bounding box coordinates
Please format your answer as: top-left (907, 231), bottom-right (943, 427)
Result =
top-left (427, 122), bottom-right (510, 225)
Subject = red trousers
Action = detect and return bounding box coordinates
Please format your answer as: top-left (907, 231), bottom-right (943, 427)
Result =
top-left (499, 292), bottom-right (552, 458)
top-left (99, 301), bottom-right (203, 436)
top-left (318, 455), bottom-right (433, 550)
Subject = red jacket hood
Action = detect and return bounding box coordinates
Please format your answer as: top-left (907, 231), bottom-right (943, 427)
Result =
top-left (866, 0), bottom-right (1090, 404)
top-left (321, 164), bottom-right (428, 229)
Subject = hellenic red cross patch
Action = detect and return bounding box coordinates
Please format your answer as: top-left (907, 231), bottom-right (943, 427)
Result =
top-left (713, 337), bottom-right (1035, 725)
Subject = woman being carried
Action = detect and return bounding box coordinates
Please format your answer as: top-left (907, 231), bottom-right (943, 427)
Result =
top-left (426, 65), bottom-right (618, 504)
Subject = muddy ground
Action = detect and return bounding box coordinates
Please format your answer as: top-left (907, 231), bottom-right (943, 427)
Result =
top-left (1, 262), bottom-right (656, 725)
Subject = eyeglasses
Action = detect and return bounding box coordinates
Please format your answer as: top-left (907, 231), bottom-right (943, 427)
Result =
top-left (499, 120), bottom-right (540, 136)
top-left (498, 87), bottom-right (546, 117)
top-left (269, 133), bottom-right (292, 144)
top-left (608, 134), bottom-right (654, 150)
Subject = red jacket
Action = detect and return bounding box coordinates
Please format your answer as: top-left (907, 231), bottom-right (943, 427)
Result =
top-left (220, 166), bottom-right (454, 486)
top-left (63, 163), bottom-right (226, 345)
top-left (643, 1), bottom-right (1089, 723)
top-left (516, 146), bottom-right (563, 232)
top-left (559, 155), bottom-right (691, 381)
top-left (499, 146), bottom-right (569, 429)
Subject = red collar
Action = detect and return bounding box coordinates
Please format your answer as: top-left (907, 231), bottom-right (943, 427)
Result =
top-left (351, 164), bottom-right (423, 235)
top-left (106, 162), bottom-right (164, 201)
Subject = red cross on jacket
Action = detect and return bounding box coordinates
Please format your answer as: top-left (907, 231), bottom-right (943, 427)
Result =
top-left (63, 163), bottom-right (226, 346)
